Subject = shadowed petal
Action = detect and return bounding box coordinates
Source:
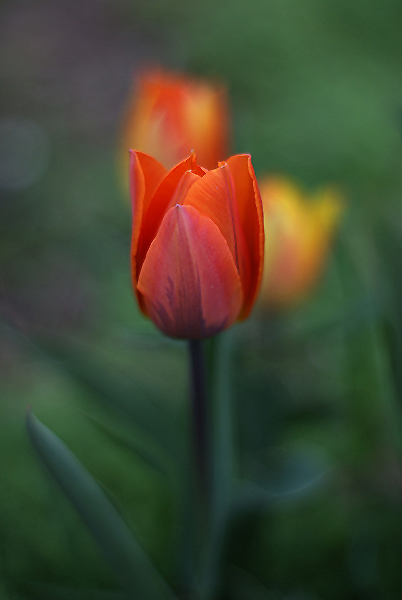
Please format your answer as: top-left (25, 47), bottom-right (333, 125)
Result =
top-left (129, 151), bottom-right (167, 281)
top-left (137, 205), bottom-right (243, 339)
top-left (136, 154), bottom-right (205, 276)
top-left (226, 154), bottom-right (264, 319)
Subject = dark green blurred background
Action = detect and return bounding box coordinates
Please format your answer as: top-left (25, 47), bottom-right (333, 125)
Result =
top-left (2, 0), bottom-right (402, 598)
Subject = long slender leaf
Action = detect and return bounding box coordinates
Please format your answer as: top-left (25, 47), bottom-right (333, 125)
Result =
top-left (32, 333), bottom-right (184, 467)
top-left (27, 582), bottom-right (130, 600)
top-left (27, 410), bottom-right (176, 600)
top-left (0, 322), bottom-right (184, 469)
top-left (233, 469), bottom-right (329, 514)
top-left (83, 411), bottom-right (176, 480)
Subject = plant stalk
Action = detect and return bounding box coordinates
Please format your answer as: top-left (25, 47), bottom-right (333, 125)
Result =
top-left (189, 338), bottom-right (209, 502)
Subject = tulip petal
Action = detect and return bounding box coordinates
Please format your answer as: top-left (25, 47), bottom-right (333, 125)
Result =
top-left (137, 204), bottom-right (243, 339)
top-left (182, 162), bottom-right (253, 315)
top-left (129, 150), bottom-right (167, 277)
top-left (136, 154), bottom-right (205, 277)
top-left (182, 164), bottom-right (239, 262)
top-left (225, 154), bottom-right (264, 319)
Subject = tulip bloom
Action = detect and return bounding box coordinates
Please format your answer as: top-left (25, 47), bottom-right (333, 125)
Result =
top-left (121, 69), bottom-right (228, 174)
top-left (130, 152), bottom-right (264, 339)
top-left (259, 177), bottom-right (342, 308)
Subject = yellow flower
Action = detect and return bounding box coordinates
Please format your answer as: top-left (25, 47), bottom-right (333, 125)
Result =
top-left (259, 177), bottom-right (343, 308)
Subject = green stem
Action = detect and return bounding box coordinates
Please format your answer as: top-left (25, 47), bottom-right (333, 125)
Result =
top-left (189, 339), bottom-right (209, 503)
top-left (199, 332), bottom-right (235, 599)
top-left (187, 334), bottom-right (235, 599)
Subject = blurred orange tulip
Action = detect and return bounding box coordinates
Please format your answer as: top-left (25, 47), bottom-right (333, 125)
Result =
top-left (121, 69), bottom-right (228, 175)
top-left (259, 177), bottom-right (343, 308)
top-left (130, 151), bottom-right (264, 339)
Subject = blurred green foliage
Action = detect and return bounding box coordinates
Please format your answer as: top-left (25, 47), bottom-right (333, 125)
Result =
top-left (1, 0), bottom-right (402, 598)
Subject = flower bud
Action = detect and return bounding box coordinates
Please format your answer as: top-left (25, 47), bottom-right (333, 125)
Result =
top-left (130, 151), bottom-right (264, 339)
top-left (121, 69), bottom-right (228, 175)
top-left (259, 177), bottom-right (343, 308)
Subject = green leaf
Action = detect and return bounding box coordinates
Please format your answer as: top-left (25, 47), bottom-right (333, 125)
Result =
top-left (233, 467), bottom-right (328, 514)
top-left (32, 334), bottom-right (185, 477)
top-left (27, 582), bottom-right (130, 600)
top-left (26, 410), bottom-right (176, 600)
top-left (83, 411), bottom-right (177, 481)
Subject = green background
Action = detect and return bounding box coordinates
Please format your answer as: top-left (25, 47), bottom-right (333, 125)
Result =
top-left (1, 0), bottom-right (402, 598)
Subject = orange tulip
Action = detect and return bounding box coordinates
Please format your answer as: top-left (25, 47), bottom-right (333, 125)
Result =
top-left (130, 151), bottom-right (264, 339)
top-left (121, 69), bottom-right (228, 174)
top-left (259, 177), bottom-right (343, 308)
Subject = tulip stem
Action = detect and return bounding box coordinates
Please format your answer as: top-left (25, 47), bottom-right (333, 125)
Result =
top-left (189, 339), bottom-right (209, 502)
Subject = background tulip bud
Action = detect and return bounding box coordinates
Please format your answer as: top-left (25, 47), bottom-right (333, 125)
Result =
top-left (259, 177), bottom-right (343, 308)
top-left (130, 151), bottom-right (264, 339)
top-left (121, 69), bottom-right (229, 179)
